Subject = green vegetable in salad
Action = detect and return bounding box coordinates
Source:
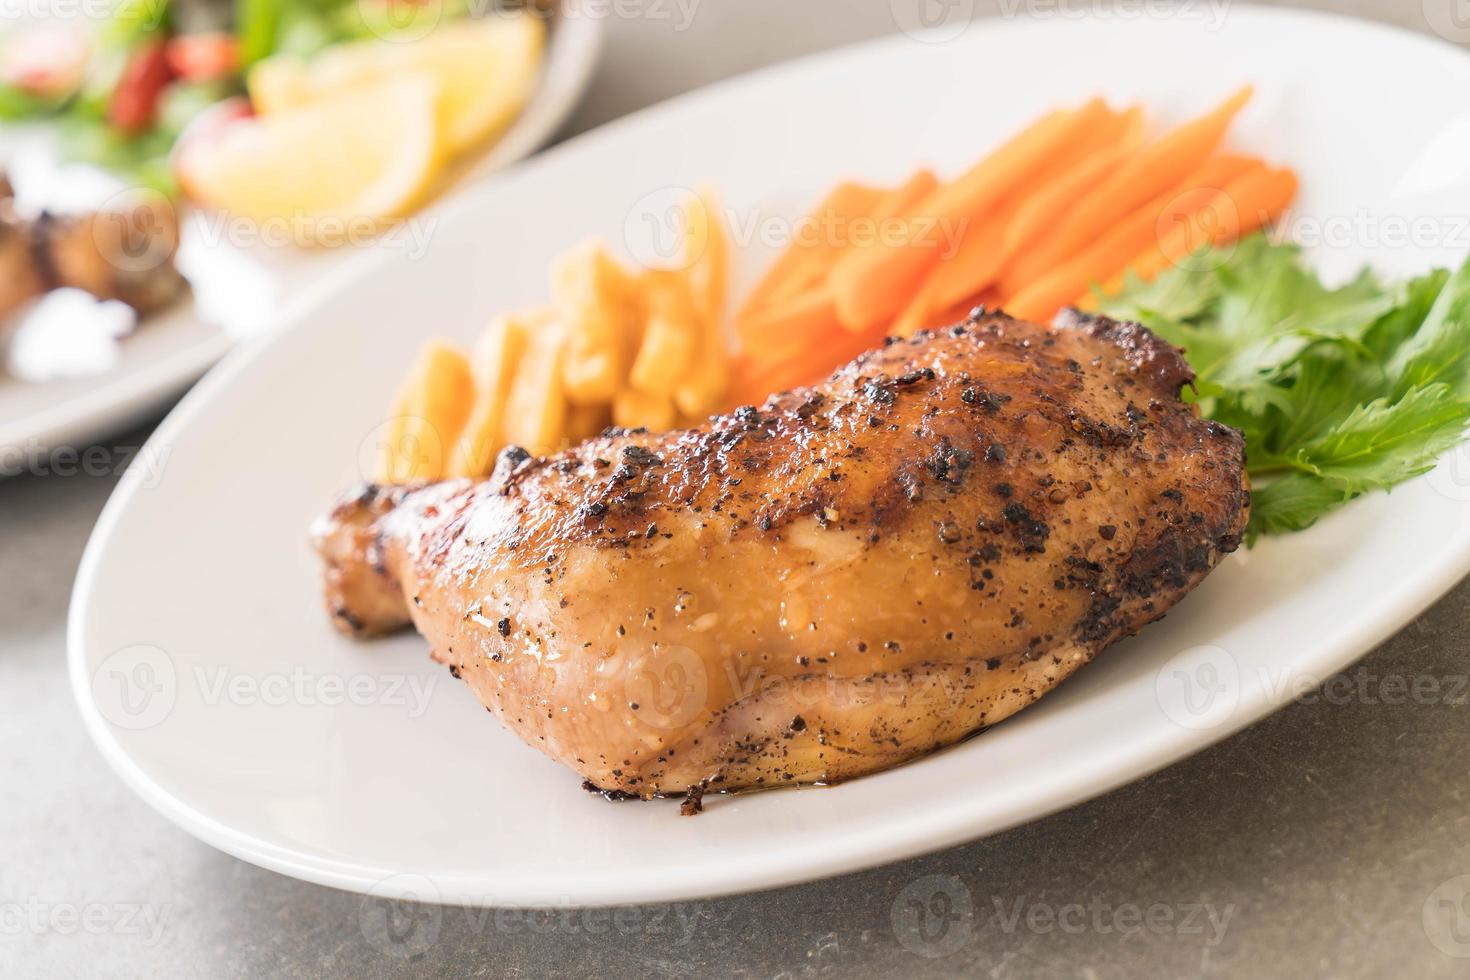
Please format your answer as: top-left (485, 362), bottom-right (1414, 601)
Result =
top-left (3, 0), bottom-right (486, 194)
top-left (1097, 234), bottom-right (1470, 541)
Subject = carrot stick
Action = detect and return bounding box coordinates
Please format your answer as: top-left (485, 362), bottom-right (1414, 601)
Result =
top-left (828, 98), bottom-right (1113, 333)
top-left (898, 109), bottom-right (1140, 333)
top-left (800, 169), bottom-right (939, 325)
top-left (919, 199), bottom-right (1021, 317)
top-left (868, 169), bottom-right (941, 223)
top-left (914, 99), bottom-right (1114, 232)
top-left (1004, 154), bottom-right (1261, 323)
top-left (1137, 165), bottom-right (1297, 280)
top-left (892, 274), bottom-right (943, 337)
top-left (1002, 107), bottom-right (1146, 261)
top-left (1000, 86), bottom-right (1253, 297)
top-left (727, 322), bottom-right (886, 407)
top-left (737, 181), bottom-right (885, 319)
top-left (737, 284), bottom-right (840, 350)
top-left (1080, 165), bottom-right (1299, 306)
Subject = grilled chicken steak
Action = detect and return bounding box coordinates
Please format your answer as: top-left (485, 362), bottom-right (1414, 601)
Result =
top-left (313, 309), bottom-right (1248, 801)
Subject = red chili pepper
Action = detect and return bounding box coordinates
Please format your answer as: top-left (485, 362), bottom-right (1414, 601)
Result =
top-left (108, 41), bottom-right (174, 136)
top-left (164, 33), bottom-right (239, 82)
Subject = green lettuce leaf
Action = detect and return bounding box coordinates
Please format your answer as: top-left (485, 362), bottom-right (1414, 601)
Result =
top-left (1107, 234), bottom-right (1470, 541)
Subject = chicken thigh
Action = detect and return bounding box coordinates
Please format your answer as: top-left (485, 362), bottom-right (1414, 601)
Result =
top-left (313, 309), bottom-right (1248, 802)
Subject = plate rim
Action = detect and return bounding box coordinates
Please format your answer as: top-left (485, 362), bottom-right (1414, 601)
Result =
top-left (67, 4), bottom-right (1470, 906)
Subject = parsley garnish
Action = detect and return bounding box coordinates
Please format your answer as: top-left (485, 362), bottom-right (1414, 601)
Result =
top-left (1098, 235), bottom-right (1470, 541)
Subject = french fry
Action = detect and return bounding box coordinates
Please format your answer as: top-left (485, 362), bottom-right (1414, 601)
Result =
top-left (502, 321), bottom-right (570, 456)
top-left (629, 269), bottom-right (700, 395)
top-left (378, 340), bottom-right (476, 483)
top-left (669, 191), bottom-right (734, 417)
top-left (613, 386), bottom-right (677, 430)
top-left (674, 348), bottom-right (729, 420)
top-left (554, 240), bottom-right (637, 405)
top-left (446, 311), bottom-right (536, 477)
top-left (684, 187), bottom-right (728, 329)
top-left (631, 315), bottom-right (698, 397)
top-left (566, 402), bottom-right (613, 442)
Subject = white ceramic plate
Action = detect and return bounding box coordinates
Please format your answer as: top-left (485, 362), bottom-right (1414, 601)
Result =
top-left (0, 9), bottom-right (603, 457)
top-left (69, 8), bottom-right (1470, 906)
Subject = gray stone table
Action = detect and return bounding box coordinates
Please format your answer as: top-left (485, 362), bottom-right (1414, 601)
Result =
top-left (6, 2), bottom-right (1470, 976)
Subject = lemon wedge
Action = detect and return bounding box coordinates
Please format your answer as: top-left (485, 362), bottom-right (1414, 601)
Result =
top-left (179, 73), bottom-right (444, 231)
top-left (248, 12), bottom-right (545, 156)
top-left (244, 54), bottom-right (314, 115)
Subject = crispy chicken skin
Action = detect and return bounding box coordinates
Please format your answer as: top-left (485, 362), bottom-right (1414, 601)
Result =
top-left (313, 309), bottom-right (1248, 800)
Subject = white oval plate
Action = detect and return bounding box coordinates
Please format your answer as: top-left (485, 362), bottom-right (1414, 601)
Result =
top-left (69, 8), bottom-right (1470, 906)
top-left (0, 9), bottom-right (603, 457)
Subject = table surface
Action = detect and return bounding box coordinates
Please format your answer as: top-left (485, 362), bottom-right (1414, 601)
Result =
top-left (7, 2), bottom-right (1470, 977)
